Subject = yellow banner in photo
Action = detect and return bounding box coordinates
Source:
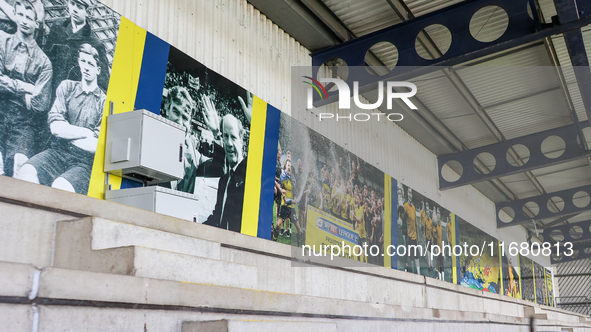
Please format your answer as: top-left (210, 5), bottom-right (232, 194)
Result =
top-left (305, 206), bottom-right (359, 260)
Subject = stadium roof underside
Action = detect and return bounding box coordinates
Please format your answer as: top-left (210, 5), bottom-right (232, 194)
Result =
top-left (247, 0), bottom-right (591, 264)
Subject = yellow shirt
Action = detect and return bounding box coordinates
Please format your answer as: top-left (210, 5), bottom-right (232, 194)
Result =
top-left (423, 215), bottom-right (432, 242)
top-left (332, 188), bottom-right (342, 216)
top-left (341, 194), bottom-right (351, 221)
top-left (280, 174), bottom-right (294, 206)
top-left (436, 223), bottom-right (443, 248)
top-left (356, 205), bottom-right (366, 239)
top-left (404, 202), bottom-right (417, 241)
top-left (322, 182), bottom-right (331, 209)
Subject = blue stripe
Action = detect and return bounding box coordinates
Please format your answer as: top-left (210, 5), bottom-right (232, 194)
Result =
top-left (391, 177), bottom-right (397, 269)
top-left (120, 178), bottom-right (142, 189)
top-left (134, 32), bottom-right (170, 114)
top-left (257, 105), bottom-right (281, 239)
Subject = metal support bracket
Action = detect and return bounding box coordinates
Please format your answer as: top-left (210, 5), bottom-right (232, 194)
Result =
top-left (438, 121), bottom-right (591, 190)
top-left (550, 240), bottom-right (591, 264)
top-left (496, 184), bottom-right (591, 228)
top-left (543, 219), bottom-right (591, 244)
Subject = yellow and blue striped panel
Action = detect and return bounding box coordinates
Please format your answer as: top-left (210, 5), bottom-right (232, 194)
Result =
top-left (85, 15), bottom-right (278, 239)
top-left (240, 97), bottom-right (268, 237)
top-left (88, 18), bottom-right (147, 199)
top-left (119, 31), bottom-right (169, 190)
top-left (256, 105), bottom-right (281, 240)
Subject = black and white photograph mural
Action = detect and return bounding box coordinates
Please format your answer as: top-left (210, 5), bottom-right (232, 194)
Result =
top-left (0, 0), bottom-right (119, 195)
top-left (160, 46), bottom-right (253, 232)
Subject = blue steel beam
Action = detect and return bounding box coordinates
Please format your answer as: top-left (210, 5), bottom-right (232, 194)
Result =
top-left (496, 184), bottom-right (591, 228)
top-left (543, 220), bottom-right (591, 244)
top-left (438, 121), bottom-right (591, 190)
top-left (309, 0), bottom-right (591, 107)
top-left (550, 241), bottom-right (591, 264)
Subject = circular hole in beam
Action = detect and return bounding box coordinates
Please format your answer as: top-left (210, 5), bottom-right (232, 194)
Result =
top-left (365, 41), bottom-right (399, 76)
top-left (547, 196), bottom-right (565, 213)
top-left (541, 135), bottom-right (566, 159)
top-left (317, 58), bottom-right (349, 92)
top-left (415, 24), bottom-right (452, 60)
top-left (441, 160), bottom-right (463, 183)
top-left (569, 225), bottom-right (583, 240)
top-left (527, 2), bottom-right (534, 20)
top-left (572, 191), bottom-right (590, 208)
top-left (473, 152), bottom-right (496, 174)
top-left (551, 253), bottom-right (562, 262)
top-left (469, 6), bottom-right (509, 43)
top-left (507, 144), bottom-right (530, 167)
top-left (576, 126), bottom-right (591, 148)
top-left (548, 229), bottom-right (564, 242)
top-left (523, 201), bottom-right (539, 218)
top-left (499, 206), bottom-right (515, 224)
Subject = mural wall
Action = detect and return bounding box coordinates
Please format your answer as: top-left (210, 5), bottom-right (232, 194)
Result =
top-left (0, 0), bottom-right (555, 306)
top-left (396, 183), bottom-right (454, 282)
top-left (0, 0), bottom-right (119, 195)
top-left (275, 115), bottom-right (391, 267)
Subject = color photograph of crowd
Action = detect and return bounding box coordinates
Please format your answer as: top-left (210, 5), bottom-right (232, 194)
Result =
top-left (274, 115), bottom-right (386, 266)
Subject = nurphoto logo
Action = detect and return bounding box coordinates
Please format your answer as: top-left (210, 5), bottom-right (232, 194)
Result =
top-left (303, 76), bottom-right (417, 122)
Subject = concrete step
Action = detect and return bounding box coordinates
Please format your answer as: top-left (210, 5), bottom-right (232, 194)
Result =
top-left (92, 217), bottom-right (221, 259)
top-left (54, 218), bottom-right (257, 289)
top-left (0, 200), bottom-right (78, 268)
top-left (50, 217), bottom-right (536, 317)
top-left (1, 261), bottom-right (590, 332)
top-left (181, 319), bottom-right (337, 332)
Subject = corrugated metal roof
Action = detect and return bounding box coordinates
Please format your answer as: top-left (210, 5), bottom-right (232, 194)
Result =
top-left (412, 71), bottom-right (499, 148)
top-left (405, 0), bottom-right (464, 17)
top-left (322, 0), bottom-right (402, 37)
top-left (486, 89), bottom-right (572, 139)
top-left (497, 173), bottom-right (541, 199)
top-left (312, 0), bottom-right (591, 237)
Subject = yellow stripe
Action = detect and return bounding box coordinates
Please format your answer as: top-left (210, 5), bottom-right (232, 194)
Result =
top-left (383, 175), bottom-right (392, 268)
top-left (451, 213), bottom-right (457, 284)
top-left (498, 241), bottom-right (504, 295)
top-left (517, 255), bottom-right (522, 299)
top-left (88, 18), bottom-right (147, 199)
top-left (241, 96), bottom-right (267, 237)
top-left (531, 259), bottom-right (537, 303)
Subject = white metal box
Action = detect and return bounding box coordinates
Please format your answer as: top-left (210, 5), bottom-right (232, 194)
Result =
top-left (104, 109), bottom-right (185, 184)
top-left (105, 186), bottom-right (199, 222)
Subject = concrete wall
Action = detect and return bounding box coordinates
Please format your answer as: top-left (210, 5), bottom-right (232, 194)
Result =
top-left (94, 0), bottom-right (540, 265)
top-left (0, 176), bottom-right (589, 331)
